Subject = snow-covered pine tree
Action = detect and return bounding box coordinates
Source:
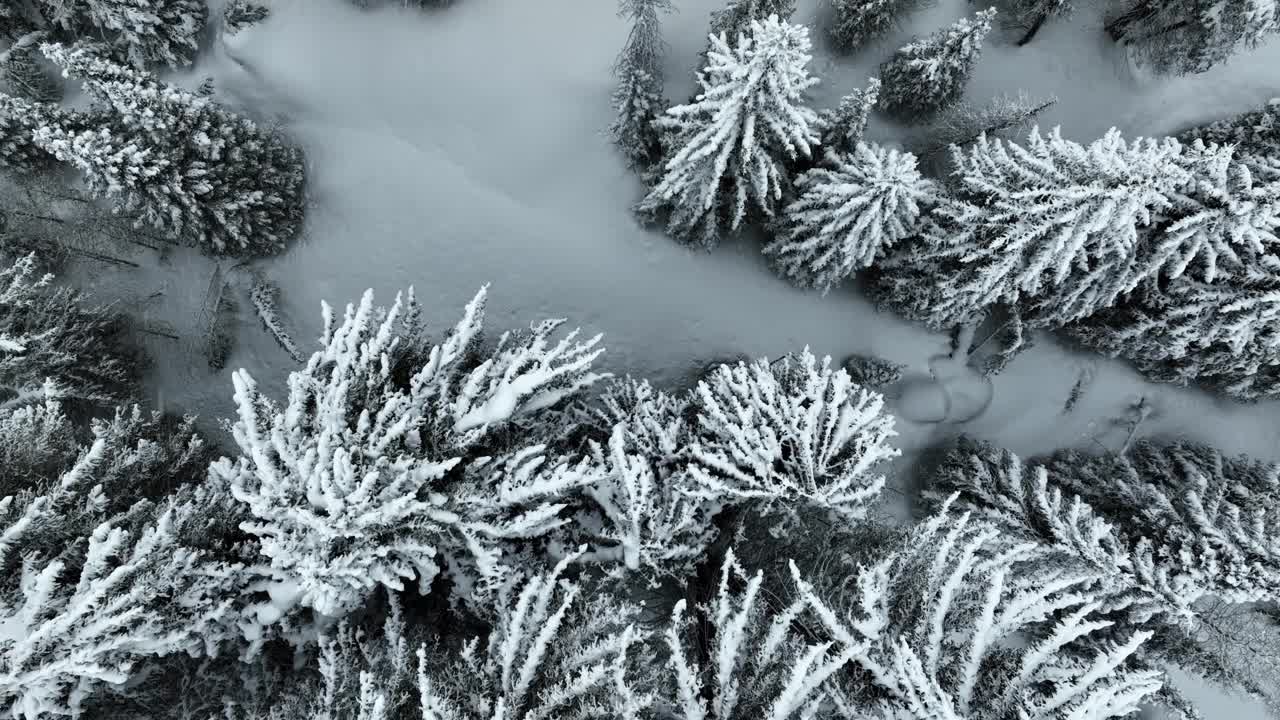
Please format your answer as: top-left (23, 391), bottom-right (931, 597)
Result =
top-left (576, 425), bottom-right (716, 581)
top-left (30, 43), bottom-right (306, 256)
top-left (817, 77), bottom-right (879, 153)
top-left (664, 548), bottom-right (858, 720)
top-left (616, 0), bottom-right (675, 78)
top-left (793, 503), bottom-right (1167, 719)
top-left (1105, 0), bottom-right (1280, 75)
top-left (211, 286), bottom-right (610, 617)
top-left (0, 396), bottom-right (244, 719)
top-left (416, 549), bottom-right (651, 720)
top-left (869, 127), bottom-right (1196, 330)
top-left (1177, 97), bottom-right (1280, 181)
top-left (876, 8), bottom-right (997, 121)
top-left (709, 0), bottom-right (797, 44)
top-left (610, 66), bottom-right (666, 169)
top-left (827, 0), bottom-right (904, 53)
top-left (49, 0), bottom-right (207, 68)
top-left (0, 41), bottom-right (60, 104)
top-left (637, 15), bottom-right (821, 247)
top-left (925, 438), bottom-right (1207, 622)
top-left (908, 91), bottom-right (1057, 159)
top-left (765, 142), bottom-right (935, 292)
top-left (0, 253), bottom-right (138, 407)
top-left (685, 348), bottom-right (900, 525)
top-left (223, 0), bottom-right (270, 36)
top-left (249, 278), bottom-right (303, 364)
top-left (1064, 274), bottom-right (1280, 401)
top-left (1038, 441), bottom-right (1280, 604)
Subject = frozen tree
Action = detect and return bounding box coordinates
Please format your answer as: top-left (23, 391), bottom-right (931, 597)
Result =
top-left (1036, 441), bottom-right (1280, 605)
top-left (664, 549), bottom-right (858, 720)
top-left (925, 438), bottom-right (1208, 622)
top-left (709, 0), bottom-right (797, 44)
top-left (615, 0), bottom-right (675, 78)
top-left (1177, 97), bottom-right (1280, 180)
top-left (0, 253), bottom-right (138, 406)
top-left (0, 94), bottom-right (97, 173)
top-left (794, 504), bottom-right (1167, 719)
top-left (1006, 0), bottom-right (1073, 46)
top-left (1105, 0), bottom-right (1280, 75)
top-left (842, 353), bottom-right (904, 388)
top-left (637, 15), bottom-right (821, 247)
top-left (59, 0), bottom-right (207, 68)
top-left (610, 67), bottom-right (666, 169)
top-left (877, 8), bottom-right (997, 121)
top-left (827, 0), bottom-right (903, 52)
top-left (611, 0), bottom-right (673, 169)
top-left (576, 425), bottom-right (715, 581)
top-left (817, 77), bottom-right (879, 153)
top-left (685, 348), bottom-right (900, 525)
top-left (223, 0), bottom-right (270, 36)
top-left (1064, 275), bottom-right (1280, 401)
top-left (765, 142), bottom-right (936, 292)
top-left (870, 128), bottom-right (1201, 330)
top-left (908, 91), bottom-right (1057, 159)
top-left (30, 44), bottom-right (306, 256)
top-left (415, 549), bottom-right (651, 720)
top-left (211, 286), bottom-right (610, 617)
top-left (0, 41), bottom-right (60, 104)
top-left (250, 279), bottom-right (303, 364)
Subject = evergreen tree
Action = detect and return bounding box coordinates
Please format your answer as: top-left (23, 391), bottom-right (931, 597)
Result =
top-left (709, 0), bottom-right (797, 44)
top-left (615, 0), bottom-right (675, 78)
top-left (1177, 97), bottom-right (1280, 180)
top-left (765, 142), bottom-right (935, 292)
top-left (610, 66), bottom-right (666, 169)
top-left (0, 0), bottom-right (206, 69)
top-left (0, 42), bottom-right (61, 104)
top-left (223, 0), bottom-right (270, 36)
top-left (877, 8), bottom-right (997, 122)
top-left (637, 15), bottom-right (821, 247)
top-left (1105, 0), bottom-right (1280, 75)
top-left (827, 0), bottom-right (903, 52)
top-left (27, 44), bottom-right (306, 256)
top-left (908, 91), bottom-right (1057, 159)
top-left (794, 503), bottom-right (1167, 719)
top-left (869, 128), bottom-right (1202, 330)
top-left (1064, 275), bottom-right (1280, 402)
top-left (211, 285), bottom-right (609, 617)
top-left (415, 550), bottom-right (651, 720)
top-left (0, 253), bottom-right (138, 406)
top-left (817, 77), bottom-right (879, 153)
top-left (686, 348), bottom-right (899, 525)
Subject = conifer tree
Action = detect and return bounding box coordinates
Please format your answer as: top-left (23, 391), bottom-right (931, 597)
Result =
top-left (1105, 0), bottom-right (1280, 75)
top-left (1064, 275), bottom-right (1280, 402)
top-left (610, 66), bottom-right (666, 169)
top-left (0, 0), bottom-right (206, 69)
top-left (1008, 0), bottom-right (1073, 46)
top-left (223, 0), bottom-right (271, 36)
top-left (877, 8), bottom-right (997, 121)
top-left (709, 0), bottom-right (797, 44)
top-left (0, 42), bottom-right (60, 104)
top-left (0, 253), bottom-right (138, 406)
top-left (909, 91), bottom-right (1057, 159)
top-left (827, 0), bottom-right (902, 52)
top-left (766, 142), bottom-right (935, 292)
top-left (27, 44), bottom-right (306, 256)
top-left (637, 15), bottom-right (821, 247)
top-left (1177, 97), bottom-right (1280, 180)
top-left (794, 502), bottom-right (1167, 719)
top-left (211, 286), bottom-right (609, 617)
top-left (817, 77), bottom-right (879, 153)
top-left (869, 128), bottom-right (1197, 329)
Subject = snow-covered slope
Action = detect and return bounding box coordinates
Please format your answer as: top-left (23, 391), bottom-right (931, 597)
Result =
top-left (124, 0), bottom-right (1280, 473)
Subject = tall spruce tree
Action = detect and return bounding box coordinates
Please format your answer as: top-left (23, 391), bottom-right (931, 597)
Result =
top-left (765, 142), bottom-right (936, 292)
top-left (817, 77), bottom-right (880, 153)
top-left (23, 44), bottom-right (306, 256)
top-left (877, 8), bottom-right (997, 122)
top-left (1106, 0), bottom-right (1280, 75)
top-left (637, 15), bottom-right (821, 247)
top-left (827, 0), bottom-right (905, 52)
top-left (610, 0), bottom-right (674, 170)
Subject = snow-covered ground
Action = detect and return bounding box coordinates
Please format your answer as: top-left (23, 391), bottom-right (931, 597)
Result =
top-left (60, 0), bottom-right (1278, 714)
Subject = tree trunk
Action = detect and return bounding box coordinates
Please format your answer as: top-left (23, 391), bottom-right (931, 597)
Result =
top-left (1016, 12), bottom-right (1049, 46)
top-left (1105, 0), bottom-right (1158, 42)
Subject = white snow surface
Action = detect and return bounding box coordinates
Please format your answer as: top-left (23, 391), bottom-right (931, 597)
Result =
top-left (122, 0), bottom-right (1280, 464)
top-left (57, 0), bottom-right (1277, 714)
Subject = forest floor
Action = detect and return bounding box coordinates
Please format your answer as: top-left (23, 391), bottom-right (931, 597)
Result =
top-left (62, 1), bottom-right (1280, 713)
